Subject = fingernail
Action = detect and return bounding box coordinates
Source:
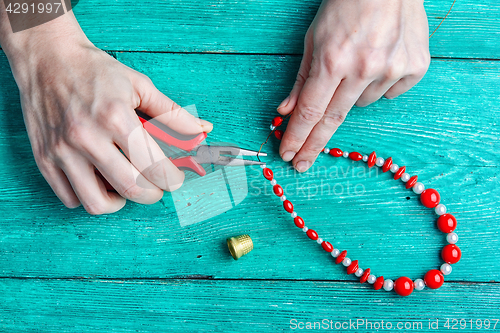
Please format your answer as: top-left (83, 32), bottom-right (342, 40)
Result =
top-left (200, 119), bottom-right (213, 133)
top-left (295, 161), bottom-right (311, 173)
top-left (277, 95), bottom-right (290, 110)
top-left (282, 151), bottom-right (295, 162)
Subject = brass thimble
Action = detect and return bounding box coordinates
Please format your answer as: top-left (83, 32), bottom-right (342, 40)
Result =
top-left (227, 234), bottom-right (253, 260)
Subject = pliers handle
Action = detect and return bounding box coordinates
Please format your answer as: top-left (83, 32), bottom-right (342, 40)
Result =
top-left (136, 111), bottom-right (265, 177)
top-left (136, 111), bottom-right (208, 175)
top-left (136, 111), bottom-right (206, 152)
top-left (169, 156), bottom-right (207, 177)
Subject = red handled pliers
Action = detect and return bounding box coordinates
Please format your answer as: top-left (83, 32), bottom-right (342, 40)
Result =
top-left (136, 111), bottom-right (266, 176)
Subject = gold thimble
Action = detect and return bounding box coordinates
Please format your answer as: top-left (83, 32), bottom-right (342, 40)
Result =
top-left (227, 234), bottom-right (253, 260)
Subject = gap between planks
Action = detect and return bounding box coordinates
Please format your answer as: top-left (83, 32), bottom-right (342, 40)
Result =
top-left (102, 49), bottom-right (500, 62)
top-left (0, 276), bottom-right (497, 284)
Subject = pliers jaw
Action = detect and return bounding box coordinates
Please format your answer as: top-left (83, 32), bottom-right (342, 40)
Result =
top-left (194, 145), bottom-right (267, 166)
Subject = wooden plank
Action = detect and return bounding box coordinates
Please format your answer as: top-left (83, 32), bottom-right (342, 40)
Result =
top-left (1, 279), bottom-right (499, 332)
top-left (68, 0), bottom-right (500, 59)
top-left (0, 52), bottom-right (498, 280)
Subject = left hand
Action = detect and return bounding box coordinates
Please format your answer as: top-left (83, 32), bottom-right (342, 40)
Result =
top-left (277, 0), bottom-right (430, 172)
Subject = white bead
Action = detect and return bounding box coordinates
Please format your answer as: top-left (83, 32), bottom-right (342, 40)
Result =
top-left (390, 164), bottom-right (399, 173)
top-left (342, 257), bottom-right (351, 267)
top-left (331, 249), bottom-right (340, 257)
top-left (376, 157), bottom-right (385, 167)
top-left (260, 164), bottom-right (266, 169)
top-left (302, 226), bottom-right (308, 232)
top-left (440, 263), bottom-right (452, 275)
top-left (447, 232), bottom-right (458, 244)
top-left (412, 182), bottom-right (425, 194)
top-left (414, 279), bottom-right (425, 291)
top-left (280, 195), bottom-right (287, 202)
top-left (291, 212), bottom-right (297, 218)
top-left (401, 173), bottom-right (411, 182)
top-left (342, 151), bottom-right (349, 158)
top-left (355, 268), bottom-right (364, 277)
top-left (383, 279), bottom-right (394, 291)
top-left (270, 179), bottom-right (277, 186)
top-left (317, 238), bottom-right (323, 244)
top-left (270, 125), bottom-right (276, 131)
top-left (324, 148), bottom-right (330, 154)
top-left (367, 275), bottom-right (376, 284)
top-left (362, 155), bottom-right (368, 162)
top-left (435, 204), bottom-right (447, 215)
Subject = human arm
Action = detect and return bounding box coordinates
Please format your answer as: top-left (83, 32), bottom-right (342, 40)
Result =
top-left (0, 5), bottom-right (212, 214)
top-left (277, 0), bottom-right (430, 172)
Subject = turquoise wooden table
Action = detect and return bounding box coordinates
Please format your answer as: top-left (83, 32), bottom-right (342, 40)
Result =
top-left (1, 0), bottom-right (499, 332)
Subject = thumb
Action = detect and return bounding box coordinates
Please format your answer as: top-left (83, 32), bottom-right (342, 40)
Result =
top-left (277, 29), bottom-right (314, 115)
top-left (134, 76), bottom-right (213, 135)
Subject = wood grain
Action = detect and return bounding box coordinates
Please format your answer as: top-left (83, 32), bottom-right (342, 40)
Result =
top-left (0, 52), bottom-right (498, 281)
top-left (0, 0), bottom-right (499, 325)
top-left (1, 279), bottom-right (499, 332)
top-left (68, 0), bottom-right (500, 59)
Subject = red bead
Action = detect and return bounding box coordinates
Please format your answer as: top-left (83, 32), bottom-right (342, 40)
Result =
top-left (330, 148), bottom-right (343, 157)
top-left (373, 276), bottom-right (384, 290)
top-left (283, 200), bottom-right (294, 213)
top-left (394, 277), bottom-right (414, 297)
top-left (367, 151), bottom-right (377, 168)
top-left (382, 157), bottom-right (393, 173)
top-left (272, 116), bottom-right (283, 127)
top-left (424, 269), bottom-right (444, 289)
top-left (442, 244), bottom-right (461, 264)
top-left (347, 260), bottom-right (359, 275)
top-left (437, 214), bottom-right (457, 233)
top-left (420, 189), bottom-right (440, 208)
top-left (360, 268), bottom-right (371, 284)
top-left (306, 229), bottom-right (318, 240)
top-left (335, 250), bottom-right (347, 264)
top-left (274, 130), bottom-right (284, 140)
top-left (273, 184), bottom-right (283, 197)
top-left (322, 241), bottom-right (333, 253)
top-left (394, 166), bottom-right (406, 180)
top-left (294, 216), bottom-right (305, 228)
top-left (263, 168), bottom-right (273, 180)
top-left (405, 175), bottom-right (418, 189)
top-left (349, 152), bottom-right (363, 161)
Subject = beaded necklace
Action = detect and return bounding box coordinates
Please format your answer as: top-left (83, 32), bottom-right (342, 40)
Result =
top-left (257, 115), bottom-right (461, 297)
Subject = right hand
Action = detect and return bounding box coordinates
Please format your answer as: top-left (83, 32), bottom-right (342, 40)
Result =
top-left (2, 13), bottom-right (212, 214)
top-left (276, 0), bottom-right (430, 172)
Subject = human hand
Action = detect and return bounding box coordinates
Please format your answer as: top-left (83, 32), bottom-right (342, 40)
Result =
top-left (2, 13), bottom-right (212, 214)
top-left (277, 0), bottom-right (430, 172)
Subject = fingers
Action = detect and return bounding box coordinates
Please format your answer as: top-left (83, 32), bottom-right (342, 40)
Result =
top-left (384, 75), bottom-right (424, 99)
top-left (37, 160), bottom-right (80, 209)
top-left (101, 99), bottom-right (185, 193)
top-left (115, 123), bottom-right (185, 192)
top-left (277, 28), bottom-right (314, 115)
top-left (134, 76), bottom-right (213, 135)
top-left (355, 78), bottom-right (399, 107)
top-left (60, 153), bottom-right (126, 215)
top-left (279, 74), bottom-right (341, 163)
top-left (291, 79), bottom-right (368, 172)
top-left (92, 144), bottom-right (168, 204)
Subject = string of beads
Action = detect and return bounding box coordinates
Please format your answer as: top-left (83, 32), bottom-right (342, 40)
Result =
top-left (261, 116), bottom-right (461, 297)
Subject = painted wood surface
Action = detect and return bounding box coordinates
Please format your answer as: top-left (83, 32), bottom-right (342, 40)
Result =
top-left (0, 53), bottom-right (499, 282)
top-left (0, 0), bottom-right (499, 331)
top-left (70, 0), bottom-right (500, 58)
top-left (1, 279), bottom-right (499, 332)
